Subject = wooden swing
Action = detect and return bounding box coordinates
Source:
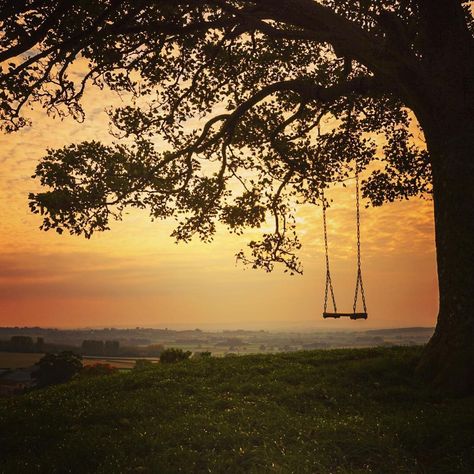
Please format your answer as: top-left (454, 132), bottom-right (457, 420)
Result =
top-left (322, 165), bottom-right (368, 320)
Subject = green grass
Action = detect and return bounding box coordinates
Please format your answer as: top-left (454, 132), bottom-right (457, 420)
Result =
top-left (1, 346), bottom-right (473, 473)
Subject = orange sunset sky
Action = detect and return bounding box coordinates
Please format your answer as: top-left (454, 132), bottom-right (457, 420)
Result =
top-left (0, 81), bottom-right (438, 330)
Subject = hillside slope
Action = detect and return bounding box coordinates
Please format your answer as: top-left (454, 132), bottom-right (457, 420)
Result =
top-left (1, 347), bottom-right (473, 473)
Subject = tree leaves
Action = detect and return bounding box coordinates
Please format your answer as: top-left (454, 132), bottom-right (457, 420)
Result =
top-left (1, 1), bottom-right (439, 271)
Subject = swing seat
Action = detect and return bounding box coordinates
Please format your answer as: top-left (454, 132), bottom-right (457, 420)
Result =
top-left (323, 312), bottom-right (368, 320)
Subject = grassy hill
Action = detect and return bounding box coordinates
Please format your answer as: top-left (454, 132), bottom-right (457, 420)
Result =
top-left (1, 346), bottom-right (473, 473)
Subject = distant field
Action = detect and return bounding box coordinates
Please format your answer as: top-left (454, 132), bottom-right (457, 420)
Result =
top-left (0, 352), bottom-right (159, 370)
top-left (82, 356), bottom-right (159, 369)
top-left (0, 352), bottom-right (43, 369)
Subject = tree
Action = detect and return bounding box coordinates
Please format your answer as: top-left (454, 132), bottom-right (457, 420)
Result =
top-left (134, 359), bottom-right (154, 370)
top-left (160, 348), bottom-right (192, 363)
top-left (1, 1), bottom-right (473, 393)
top-left (79, 362), bottom-right (118, 377)
top-left (33, 351), bottom-right (83, 387)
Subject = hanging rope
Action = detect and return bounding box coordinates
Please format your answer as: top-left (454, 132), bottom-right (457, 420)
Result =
top-left (322, 189), bottom-right (337, 313)
top-left (352, 164), bottom-right (367, 314)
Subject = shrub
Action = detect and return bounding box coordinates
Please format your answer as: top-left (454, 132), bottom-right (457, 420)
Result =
top-left (80, 363), bottom-right (117, 377)
top-left (33, 351), bottom-right (82, 387)
top-left (191, 351), bottom-right (212, 359)
top-left (134, 359), bottom-right (154, 370)
top-left (159, 348), bottom-right (192, 364)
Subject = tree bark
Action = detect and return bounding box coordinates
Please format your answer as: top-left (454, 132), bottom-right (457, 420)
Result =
top-left (416, 104), bottom-right (474, 395)
top-left (407, 1), bottom-right (474, 394)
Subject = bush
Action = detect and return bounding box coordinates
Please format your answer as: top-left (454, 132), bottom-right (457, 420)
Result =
top-left (159, 348), bottom-right (191, 364)
top-left (134, 359), bottom-right (154, 370)
top-left (191, 351), bottom-right (212, 359)
top-left (33, 351), bottom-right (82, 387)
top-left (80, 363), bottom-right (117, 377)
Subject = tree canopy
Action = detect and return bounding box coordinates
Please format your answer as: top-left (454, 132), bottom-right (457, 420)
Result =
top-left (33, 351), bottom-right (83, 387)
top-left (2, 0), bottom-right (459, 272)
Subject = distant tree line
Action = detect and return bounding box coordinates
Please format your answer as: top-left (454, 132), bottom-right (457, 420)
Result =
top-left (0, 336), bottom-right (165, 357)
top-left (81, 340), bottom-right (120, 356)
top-left (0, 336), bottom-right (59, 353)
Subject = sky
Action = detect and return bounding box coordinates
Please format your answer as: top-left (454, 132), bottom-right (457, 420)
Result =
top-left (0, 83), bottom-right (438, 330)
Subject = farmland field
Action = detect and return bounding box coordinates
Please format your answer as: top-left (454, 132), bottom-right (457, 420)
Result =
top-left (0, 352), bottom-right (43, 369)
top-left (0, 352), bottom-right (159, 370)
top-left (82, 356), bottom-right (159, 369)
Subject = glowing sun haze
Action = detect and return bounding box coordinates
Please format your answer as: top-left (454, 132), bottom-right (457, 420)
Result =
top-left (0, 83), bottom-right (438, 330)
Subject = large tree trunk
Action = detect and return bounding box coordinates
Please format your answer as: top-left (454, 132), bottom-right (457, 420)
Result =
top-left (416, 108), bottom-right (474, 395)
top-left (411, 0), bottom-right (474, 394)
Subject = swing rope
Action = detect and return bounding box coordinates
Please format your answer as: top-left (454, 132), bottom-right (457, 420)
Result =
top-left (353, 164), bottom-right (367, 314)
top-left (322, 189), bottom-right (337, 314)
